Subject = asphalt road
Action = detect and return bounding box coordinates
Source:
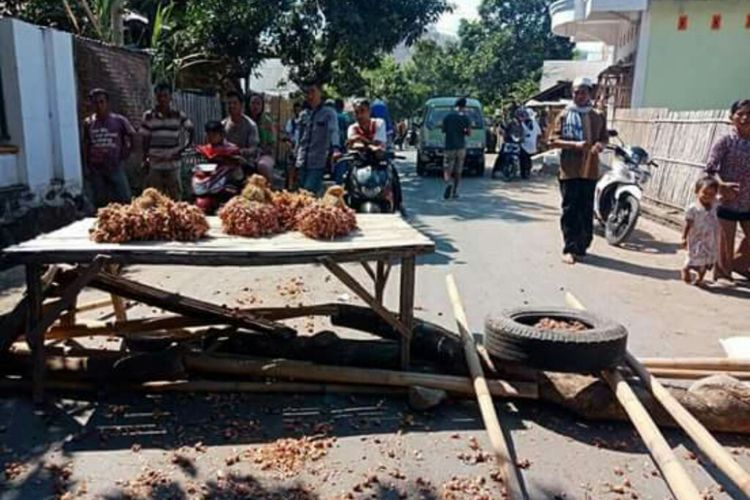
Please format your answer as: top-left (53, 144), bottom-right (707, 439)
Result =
top-left (1, 151), bottom-right (749, 499)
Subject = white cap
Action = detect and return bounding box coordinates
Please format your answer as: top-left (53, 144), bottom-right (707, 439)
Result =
top-left (572, 77), bottom-right (594, 90)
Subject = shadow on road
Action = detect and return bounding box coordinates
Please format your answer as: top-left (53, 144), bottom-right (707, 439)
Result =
top-left (618, 228), bottom-right (681, 255)
top-left (580, 254), bottom-right (678, 281)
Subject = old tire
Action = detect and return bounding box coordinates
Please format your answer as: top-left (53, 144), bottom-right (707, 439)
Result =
top-left (485, 307), bottom-right (628, 373)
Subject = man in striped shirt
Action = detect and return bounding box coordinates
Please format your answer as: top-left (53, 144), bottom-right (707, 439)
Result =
top-left (141, 83), bottom-right (194, 200)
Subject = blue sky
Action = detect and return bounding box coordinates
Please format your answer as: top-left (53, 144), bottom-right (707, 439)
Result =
top-left (435, 0), bottom-right (481, 34)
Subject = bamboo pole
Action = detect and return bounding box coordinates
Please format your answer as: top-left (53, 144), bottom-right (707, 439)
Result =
top-left (641, 357), bottom-right (750, 372)
top-left (565, 292), bottom-right (701, 499)
top-left (602, 370), bottom-right (702, 499)
top-left (446, 274), bottom-right (527, 500)
top-left (627, 353), bottom-right (750, 496)
top-left (642, 368), bottom-right (750, 381)
top-left (0, 377), bottom-right (406, 396)
top-left (184, 354), bottom-right (538, 400)
top-left (75, 298), bottom-right (117, 314)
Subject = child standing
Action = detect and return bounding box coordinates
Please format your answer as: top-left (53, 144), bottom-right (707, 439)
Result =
top-left (681, 177), bottom-right (721, 285)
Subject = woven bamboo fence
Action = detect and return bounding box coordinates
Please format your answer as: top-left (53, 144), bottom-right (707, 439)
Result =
top-left (609, 108), bottom-right (731, 210)
top-left (173, 91), bottom-right (222, 144)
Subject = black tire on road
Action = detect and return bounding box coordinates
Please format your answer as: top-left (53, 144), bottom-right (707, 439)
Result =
top-left (484, 307), bottom-right (628, 373)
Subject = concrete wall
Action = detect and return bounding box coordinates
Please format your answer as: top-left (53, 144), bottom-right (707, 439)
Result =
top-left (0, 18), bottom-right (83, 194)
top-left (638, 0), bottom-right (750, 110)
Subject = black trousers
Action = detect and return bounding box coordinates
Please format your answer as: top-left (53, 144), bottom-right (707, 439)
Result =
top-left (559, 178), bottom-right (597, 255)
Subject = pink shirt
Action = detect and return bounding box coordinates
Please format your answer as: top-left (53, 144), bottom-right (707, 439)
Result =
top-left (706, 130), bottom-right (750, 213)
top-left (84, 113), bottom-right (135, 170)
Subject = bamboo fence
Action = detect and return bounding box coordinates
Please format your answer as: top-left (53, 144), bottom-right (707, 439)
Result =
top-left (609, 108), bottom-right (732, 210)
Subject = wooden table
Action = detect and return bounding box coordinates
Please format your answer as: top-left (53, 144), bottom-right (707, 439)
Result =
top-left (2, 214), bottom-right (435, 401)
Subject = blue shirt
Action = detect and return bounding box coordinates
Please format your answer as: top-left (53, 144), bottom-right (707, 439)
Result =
top-left (296, 105), bottom-right (340, 171)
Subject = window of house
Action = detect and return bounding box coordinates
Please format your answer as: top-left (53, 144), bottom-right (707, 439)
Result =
top-left (0, 68), bottom-right (9, 143)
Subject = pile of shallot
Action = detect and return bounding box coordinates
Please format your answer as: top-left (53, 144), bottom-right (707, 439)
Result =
top-left (271, 189), bottom-right (315, 230)
top-left (90, 188), bottom-right (209, 243)
top-left (296, 186), bottom-right (357, 240)
top-left (218, 175), bottom-right (281, 237)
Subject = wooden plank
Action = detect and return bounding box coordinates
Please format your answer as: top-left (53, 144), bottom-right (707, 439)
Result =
top-left (321, 258), bottom-right (411, 340)
top-left (25, 264), bottom-right (44, 403)
top-left (4, 216), bottom-right (434, 259)
top-left (184, 354), bottom-right (539, 400)
top-left (74, 270), bottom-right (297, 338)
top-left (447, 275), bottom-right (527, 500)
top-left (399, 257), bottom-right (416, 368)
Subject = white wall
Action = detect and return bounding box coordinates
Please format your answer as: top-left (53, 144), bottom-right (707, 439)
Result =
top-left (0, 18), bottom-right (82, 195)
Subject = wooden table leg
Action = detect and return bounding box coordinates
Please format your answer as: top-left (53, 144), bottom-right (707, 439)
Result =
top-left (108, 264), bottom-right (128, 322)
top-left (25, 264), bottom-right (44, 403)
top-left (375, 261), bottom-right (386, 304)
top-left (399, 256), bottom-right (415, 369)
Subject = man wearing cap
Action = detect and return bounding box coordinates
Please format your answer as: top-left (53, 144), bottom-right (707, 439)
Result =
top-left (549, 77), bottom-right (608, 264)
top-left (295, 82), bottom-right (341, 195)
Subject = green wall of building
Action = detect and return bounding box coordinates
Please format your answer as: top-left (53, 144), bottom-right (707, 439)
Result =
top-left (642, 0), bottom-right (750, 110)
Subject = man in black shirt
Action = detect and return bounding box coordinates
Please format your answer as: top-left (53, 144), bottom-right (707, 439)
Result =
top-left (442, 97), bottom-right (471, 199)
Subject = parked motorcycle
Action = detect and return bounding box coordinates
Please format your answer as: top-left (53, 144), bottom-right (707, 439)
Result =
top-left (192, 143), bottom-right (246, 214)
top-left (491, 132), bottom-right (522, 181)
top-left (340, 147), bottom-right (403, 214)
top-left (595, 131), bottom-right (658, 245)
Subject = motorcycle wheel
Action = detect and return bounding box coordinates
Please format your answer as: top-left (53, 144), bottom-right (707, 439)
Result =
top-left (605, 194), bottom-right (640, 246)
top-left (500, 160), bottom-right (515, 182)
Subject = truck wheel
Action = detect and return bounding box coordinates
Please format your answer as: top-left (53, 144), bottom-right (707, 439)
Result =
top-left (485, 307), bottom-right (628, 373)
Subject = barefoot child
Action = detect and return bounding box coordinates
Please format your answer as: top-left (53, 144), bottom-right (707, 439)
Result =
top-left (681, 177), bottom-right (720, 284)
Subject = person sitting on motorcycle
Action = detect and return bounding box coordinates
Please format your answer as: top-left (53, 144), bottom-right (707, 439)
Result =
top-left (346, 98), bottom-right (403, 211)
top-left (196, 121), bottom-right (245, 189)
top-left (347, 98), bottom-right (387, 152)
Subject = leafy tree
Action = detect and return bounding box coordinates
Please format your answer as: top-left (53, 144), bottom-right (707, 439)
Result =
top-left (272, 0), bottom-right (451, 87)
top-left (171, 0), bottom-right (284, 88)
top-left (362, 0), bottom-right (573, 118)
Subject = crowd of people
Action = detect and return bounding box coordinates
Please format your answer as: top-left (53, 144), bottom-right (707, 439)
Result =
top-left (81, 81), bottom-right (399, 211)
top-left (548, 77), bottom-right (750, 287)
top-left (81, 78), bottom-right (750, 286)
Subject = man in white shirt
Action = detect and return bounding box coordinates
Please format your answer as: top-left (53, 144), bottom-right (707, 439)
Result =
top-left (345, 98), bottom-right (402, 211)
top-left (347, 98), bottom-right (387, 149)
top-left (519, 107), bottom-right (541, 179)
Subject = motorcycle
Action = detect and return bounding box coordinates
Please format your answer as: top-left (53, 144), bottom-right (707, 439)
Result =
top-left (192, 143), bottom-right (247, 214)
top-left (491, 132), bottom-right (522, 181)
top-left (340, 146), bottom-right (403, 214)
top-left (595, 130), bottom-right (658, 246)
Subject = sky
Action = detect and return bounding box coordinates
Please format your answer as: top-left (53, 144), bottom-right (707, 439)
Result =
top-left (434, 0), bottom-right (481, 35)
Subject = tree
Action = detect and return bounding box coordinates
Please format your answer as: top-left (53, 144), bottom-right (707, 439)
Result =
top-left (362, 0), bottom-right (573, 118)
top-left (171, 0), bottom-right (284, 89)
top-left (272, 0), bottom-right (451, 88)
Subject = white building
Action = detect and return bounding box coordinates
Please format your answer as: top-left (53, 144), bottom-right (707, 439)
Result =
top-left (549, 0), bottom-right (750, 110)
top-left (0, 18), bottom-right (83, 200)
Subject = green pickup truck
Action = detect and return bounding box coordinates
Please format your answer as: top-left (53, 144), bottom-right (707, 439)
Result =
top-left (415, 97), bottom-right (487, 177)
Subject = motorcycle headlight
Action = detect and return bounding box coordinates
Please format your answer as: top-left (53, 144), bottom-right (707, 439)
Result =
top-left (361, 185), bottom-right (382, 197)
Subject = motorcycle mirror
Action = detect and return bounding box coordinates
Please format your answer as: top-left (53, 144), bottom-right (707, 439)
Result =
top-left (607, 129), bottom-right (619, 137)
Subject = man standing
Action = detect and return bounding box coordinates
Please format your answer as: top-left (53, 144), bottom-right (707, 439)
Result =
top-left (519, 108), bottom-right (542, 180)
top-left (295, 82), bottom-right (340, 195)
top-left (442, 97), bottom-right (471, 200)
top-left (222, 91), bottom-right (265, 177)
top-left (141, 83), bottom-right (194, 200)
top-left (82, 88), bottom-right (136, 208)
top-left (549, 77), bottom-right (608, 264)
